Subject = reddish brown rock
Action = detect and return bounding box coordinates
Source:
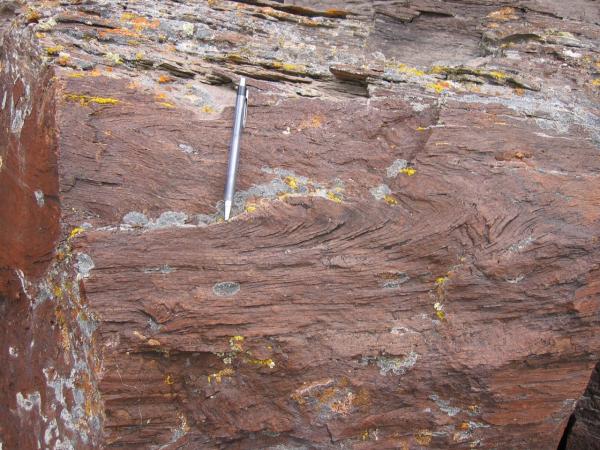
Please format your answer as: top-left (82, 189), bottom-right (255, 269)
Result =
top-left (1, 1), bottom-right (599, 449)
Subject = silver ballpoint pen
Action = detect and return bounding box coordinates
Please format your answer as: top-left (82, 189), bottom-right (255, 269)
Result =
top-left (224, 77), bottom-right (248, 221)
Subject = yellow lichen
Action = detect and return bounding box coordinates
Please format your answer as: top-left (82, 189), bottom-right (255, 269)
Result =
top-left (245, 203), bottom-right (257, 213)
top-left (429, 65), bottom-right (446, 75)
top-left (591, 79), bottom-right (600, 87)
top-left (104, 52), bottom-right (123, 65)
top-left (121, 12), bottom-right (137, 21)
top-left (207, 367), bottom-right (235, 384)
top-left (434, 302), bottom-right (446, 320)
top-left (384, 194), bottom-right (398, 205)
top-left (147, 338), bottom-right (161, 346)
top-left (389, 62), bottom-right (426, 77)
top-left (68, 227), bottom-right (84, 239)
top-left (488, 70), bottom-right (508, 80)
top-left (271, 60), bottom-right (307, 74)
top-left (67, 72), bottom-right (85, 78)
top-left (201, 105), bottom-right (215, 114)
top-left (416, 126), bottom-right (427, 131)
top-left (229, 335), bottom-right (244, 352)
top-left (247, 358), bottom-right (276, 369)
top-left (400, 167), bottom-right (416, 176)
top-left (284, 176), bottom-right (299, 191)
top-left (164, 374), bottom-right (174, 385)
top-left (53, 285), bottom-right (63, 299)
top-left (46, 46), bottom-right (64, 56)
top-left (327, 191), bottom-right (342, 203)
top-left (157, 102), bottom-right (175, 108)
top-left (435, 276), bottom-right (448, 285)
top-left (65, 94), bottom-right (120, 106)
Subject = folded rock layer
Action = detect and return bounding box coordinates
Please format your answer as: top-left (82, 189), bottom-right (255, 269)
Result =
top-left (1, 0), bottom-right (599, 448)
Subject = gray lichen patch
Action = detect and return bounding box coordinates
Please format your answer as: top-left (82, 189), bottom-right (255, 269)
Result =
top-left (76, 253), bottom-right (95, 279)
top-left (34, 190), bottom-right (45, 207)
top-left (143, 264), bottom-right (174, 274)
top-left (178, 143), bottom-right (198, 155)
top-left (220, 167), bottom-right (345, 219)
top-left (363, 351), bottom-right (418, 376)
top-left (382, 273), bottom-right (410, 289)
top-left (370, 184), bottom-right (392, 200)
top-left (213, 281), bottom-right (240, 297)
top-left (429, 394), bottom-right (461, 417)
top-left (122, 211), bottom-right (149, 227)
top-left (386, 159), bottom-right (408, 178)
top-left (150, 211), bottom-right (189, 229)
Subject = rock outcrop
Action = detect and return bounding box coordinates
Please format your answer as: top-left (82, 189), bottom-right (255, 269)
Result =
top-left (1, 0), bottom-right (599, 448)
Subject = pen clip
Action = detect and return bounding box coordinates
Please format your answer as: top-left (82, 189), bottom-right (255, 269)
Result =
top-left (242, 89), bottom-right (248, 128)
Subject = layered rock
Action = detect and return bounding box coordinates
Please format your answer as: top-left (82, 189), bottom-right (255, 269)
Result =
top-left (1, 0), bottom-right (599, 448)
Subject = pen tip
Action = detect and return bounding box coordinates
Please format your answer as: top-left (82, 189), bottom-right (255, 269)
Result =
top-left (224, 200), bottom-right (232, 221)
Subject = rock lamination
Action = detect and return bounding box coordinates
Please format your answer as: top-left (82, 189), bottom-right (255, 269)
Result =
top-left (1, 0), bottom-right (599, 448)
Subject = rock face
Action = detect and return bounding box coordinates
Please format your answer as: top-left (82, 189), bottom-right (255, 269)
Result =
top-left (563, 362), bottom-right (600, 449)
top-left (1, 0), bottom-right (599, 449)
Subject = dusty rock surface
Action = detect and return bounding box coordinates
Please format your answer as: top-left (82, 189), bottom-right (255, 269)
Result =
top-left (1, 0), bottom-right (599, 449)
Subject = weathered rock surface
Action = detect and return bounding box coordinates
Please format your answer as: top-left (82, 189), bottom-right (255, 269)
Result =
top-left (1, 0), bottom-right (599, 449)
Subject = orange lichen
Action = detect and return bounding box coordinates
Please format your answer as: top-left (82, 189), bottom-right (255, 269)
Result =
top-left (121, 12), bottom-right (160, 31)
top-left (415, 430), bottom-right (433, 446)
top-left (427, 81), bottom-right (451, 94)
top-left (459, 422), bottom-right (470, 431)
top-left (486, 7), bottom-right (518, 21)
top-left (158, 75), bottom-right (174, 84)
top-left (57, 54), bottom-right (70, 66)
top-left (298, 115), bottom-right (324, 130)
top-left (26, 8), bottom-right (42, 23)
top-left (99, 27), bottom-right (141, 39)
top-left (330, 392), bottom-right (355, 415)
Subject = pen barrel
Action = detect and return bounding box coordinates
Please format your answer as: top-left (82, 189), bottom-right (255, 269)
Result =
top-left (224, 83), bottom-right (247, 204)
